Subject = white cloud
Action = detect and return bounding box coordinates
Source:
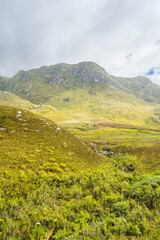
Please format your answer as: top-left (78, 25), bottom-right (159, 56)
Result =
top-left (132, 45), bottom-right (159, 62)
top-left (0, 0), bottom-right (160, 85)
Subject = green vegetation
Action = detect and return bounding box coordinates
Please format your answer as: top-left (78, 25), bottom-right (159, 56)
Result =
top-left (111, 75), bottom-right (160, 103)
top-left (0, 106), bottom-right (102, 173)
top-left (0, 62), bottom-right (160, 129)
top-left (1, 158), bottom-right (160, 239)
top-left (51, 87), bottom-right (160, 129)
top-left (0, 106), bottom-right (160, 239)
top-left (63, 123), bottom-right (160, 173)
top-left (0, 91), bottom-right (72, 123)
top-left (0, 62), bottom-right (160, 239)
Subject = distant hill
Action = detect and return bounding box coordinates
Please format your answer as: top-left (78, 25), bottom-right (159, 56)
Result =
top-left (0, 62), bottom-right (126, 104)
top-left (0, 62), bottom-right (160, 128)
top-left (1, 61), bottom-right (160, 103)
top-left (110, 75), bottom-right (160, 102)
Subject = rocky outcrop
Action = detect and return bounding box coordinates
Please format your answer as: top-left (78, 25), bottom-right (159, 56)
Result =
top-left (38, 61), bottom-right (127, 92)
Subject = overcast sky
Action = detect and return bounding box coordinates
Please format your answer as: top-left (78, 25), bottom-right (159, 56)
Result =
top-left (1, 0), bottom-right (160, 85)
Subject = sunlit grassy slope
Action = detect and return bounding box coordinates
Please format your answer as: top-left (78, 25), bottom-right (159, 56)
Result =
top-left (0, 62), bottom-right (160, 128)
top-left (1, 89), bottom-right (160, 128)
top-left (50, 87), bottom-right (160, 129)
top-left (64, 122), bottom-right (160, 173)
top-left (0, 105), bottom-right (104, 173)
top-left (0, 91), bottom-right (73, 123)
top-left (1, 106), bottom-right (160, 239)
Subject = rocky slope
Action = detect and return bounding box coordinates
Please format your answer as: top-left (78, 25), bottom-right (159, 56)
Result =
top-left (1, 61), bottom-right (160, 104)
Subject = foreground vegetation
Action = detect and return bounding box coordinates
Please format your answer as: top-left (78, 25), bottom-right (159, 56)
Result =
top-left (1, 155), bottom-right (160, 239)
top-left (0, 106), bottom-right (160, 239)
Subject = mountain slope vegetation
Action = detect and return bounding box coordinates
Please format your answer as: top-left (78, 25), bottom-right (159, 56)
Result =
top-left (1, 62), bottom-right (160, 239)
top-left (0, 62), bottom-right (160, 129)
top-left (0, 90), bottom-right (73, 123)
top-left (1, 61), bottom-right (160, 103)
top-left (111, 75), bottom-right (160, 102)
top-left (0, 106), bottom-right (160, 239)
top-left (0, 105), bottom-right (103, 172)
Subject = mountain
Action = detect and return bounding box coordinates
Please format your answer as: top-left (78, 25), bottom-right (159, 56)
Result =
top-left (0, 62), bottom-right (160, 128)
top-left (1, 68), bottom-right (160, 239)
top-left (110, 75), bottom-right (160, 102)
top-left (1, 61), bottom-right (160, 103)
top-left (0, 62), bottom-right (126, 103)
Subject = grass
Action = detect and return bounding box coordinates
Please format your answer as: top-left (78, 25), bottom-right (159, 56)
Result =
top-left (0, 91), bottom-right (72, 123)
top-left (3, 87), bottom-right (160, 131)
top-left (1, 64), bottom-right (160, 240)
top-left (0, 105), bottom-right (104, 174)
top-left (1, 62), bottom-right (160, 129)
top-left (48, 86), bottom-right (160, 129)
top-left (0, 105), bottom-right (160, 239)
top-left (111, 75), bottom-right (160, 102)
top-left (62, 123), bottom-right (160, 173)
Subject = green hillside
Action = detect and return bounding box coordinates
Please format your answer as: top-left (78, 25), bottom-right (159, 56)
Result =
top-left (65, 122), bottom-right (160, 173)
top-left (50, 87), bottom-right (160, 129)
top-left (0, 105), bottom-right (103, 172)
top-left (0, 62), bottom-right (124, 104)
top-left (0, 90), bottom-right (73, 123)
top-left (1, 64), bottom-right (160, 239)
top-left (1, 61), bottom-right (160, 104)
top-left (0, 62), bottom-right (160, 129)
top-left (1, 106), bottom-right (160, 239)
top-left (111, 75), bottom-right (160, 102)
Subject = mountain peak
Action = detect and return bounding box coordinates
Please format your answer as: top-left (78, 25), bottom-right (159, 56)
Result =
top-left (0, 62), bottom-right (160, 104)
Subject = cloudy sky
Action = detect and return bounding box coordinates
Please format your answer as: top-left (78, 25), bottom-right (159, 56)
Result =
top-left (1, 0), bottom-right (160, 85)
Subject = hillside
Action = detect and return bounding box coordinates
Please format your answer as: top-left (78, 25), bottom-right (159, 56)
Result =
top-left (111, 75), bottom-right (160, 102)
top-left (0, 90), bottom-right (73, 123)
top-left (0, 62), bottom-right (160, 129)
top-left (1, 70), bottom-right (160, 239)
top-left (1, 105), bottom-right (160, 239)
top-left (1, 61), bottom-right (160, 103)
top-left (0, 62), bottom-right (126, 104)
top-left (0, 105), bottom-right (103, 173)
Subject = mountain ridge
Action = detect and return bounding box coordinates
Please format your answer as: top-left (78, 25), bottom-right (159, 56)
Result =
top-left (0, 62), bottom-right (160, 129)
top-left (0, 61), bottom-right (159, 103)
